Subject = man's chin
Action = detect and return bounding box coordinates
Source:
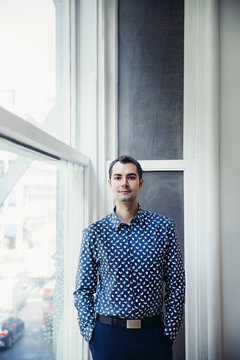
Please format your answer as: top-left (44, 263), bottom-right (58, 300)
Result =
top-left (118, 195), bottom-right (134, 202)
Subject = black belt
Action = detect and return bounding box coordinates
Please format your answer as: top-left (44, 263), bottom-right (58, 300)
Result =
top-left (96, 313), bottom-right (163, 329)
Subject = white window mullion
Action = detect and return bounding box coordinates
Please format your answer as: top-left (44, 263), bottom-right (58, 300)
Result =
top-left (0, 107), bottom-right (89, 167)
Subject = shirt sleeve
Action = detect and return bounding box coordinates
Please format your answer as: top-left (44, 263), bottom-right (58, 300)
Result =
top-left (73, 227), bottom-right (98, 342)
top-left (163, 220), bottom-right (185, 341)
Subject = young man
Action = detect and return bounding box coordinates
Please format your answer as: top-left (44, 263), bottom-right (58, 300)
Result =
top-left (74, 155), bottom-right (185, 360)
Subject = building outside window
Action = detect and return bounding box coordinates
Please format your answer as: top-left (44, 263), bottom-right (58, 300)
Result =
top-left (0, 1), bottom-right (89, 359)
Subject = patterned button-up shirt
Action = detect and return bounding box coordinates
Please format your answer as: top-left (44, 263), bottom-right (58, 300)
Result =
top-left (74, 206), bottom-right (185, 342)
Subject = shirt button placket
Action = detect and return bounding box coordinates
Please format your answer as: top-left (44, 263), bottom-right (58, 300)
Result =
top-left (128, 225), bottom-right (136, 288)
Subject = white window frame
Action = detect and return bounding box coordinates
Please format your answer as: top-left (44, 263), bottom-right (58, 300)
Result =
top-left (0, 106), bottom-right (90, 360)
top-left (99, 0), bottom-right (222, 359)
top-left (0, 106), bottom-right (90, 227)
top-left (0, 0), bottom-right (94, 359)
top-left (0, 108), bottom-right (89, 167)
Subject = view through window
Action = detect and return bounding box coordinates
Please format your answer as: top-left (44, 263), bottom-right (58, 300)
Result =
top-left (0, 141), bottom-right (83, 359)
top-left (0, 0), bottom-right (70, 143)
top-left (0, 0), bottom-right (86, 358)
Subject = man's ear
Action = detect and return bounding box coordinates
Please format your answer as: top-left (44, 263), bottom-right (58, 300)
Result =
top-left (139, 178), bottom-right (144, 189)
top-left (108, 178), bottom-right (112, 188)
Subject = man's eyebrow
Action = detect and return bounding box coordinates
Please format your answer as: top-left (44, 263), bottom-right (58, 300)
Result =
top-left (112, 173), bottom-right (137, 177)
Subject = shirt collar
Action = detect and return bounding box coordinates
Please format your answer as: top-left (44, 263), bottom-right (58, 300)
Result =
top-left (110, 204), bottom-right (146, 230)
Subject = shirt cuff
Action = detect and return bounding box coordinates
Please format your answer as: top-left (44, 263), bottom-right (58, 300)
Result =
top-left (164, 326), bottom-right (177, 342)
top-left (80, 322), bottom-right (95, 342)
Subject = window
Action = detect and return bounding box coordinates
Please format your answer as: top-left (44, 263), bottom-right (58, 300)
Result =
top-left (0, 135), bottom-right (87, 359)
top-left (0, 1), bottom-right (89, 358)
top-left (0, 0), bottom-right (71, 144)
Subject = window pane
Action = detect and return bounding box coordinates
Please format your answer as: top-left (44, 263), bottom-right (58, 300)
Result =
top-left (138, 171), bottom-right (184, 252)
top-left (0, 141), bottom-right (84, 359)
top-left (118, 0), bottom-right (184, 159)
top-left (138, 171), bottom-right (184, 360)
top-left (0, 0), bottom-right (69, 143)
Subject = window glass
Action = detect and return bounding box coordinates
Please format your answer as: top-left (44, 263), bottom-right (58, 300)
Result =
top-left (0, 140), bottom-right (84, 359)
top-left (0, 0), bottom-right (69, 143)
top-left (138, 170), bottom-right (185, 360)
top-left (138, 171), bottom-right (184, 253)
top-left (118, 0), bottom-right (184, 159)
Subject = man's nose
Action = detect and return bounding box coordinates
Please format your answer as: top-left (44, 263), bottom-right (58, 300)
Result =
top-left (121, 177), bottom-right (129, 186)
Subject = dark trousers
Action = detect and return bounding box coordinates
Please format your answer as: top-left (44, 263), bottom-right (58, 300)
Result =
top-left (89, 320), bottom-right (173, 360)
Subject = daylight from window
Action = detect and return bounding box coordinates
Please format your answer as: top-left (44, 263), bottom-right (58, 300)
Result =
top-left (0, 0), bottom-right (57, 135)
top-left (0, 148), bottom-right (62, 359)
top-left (0, 0), bottom-right (84, 359)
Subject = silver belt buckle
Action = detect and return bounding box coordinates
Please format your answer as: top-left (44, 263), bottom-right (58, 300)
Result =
top-left (127, 319), bottom-right (141, 329)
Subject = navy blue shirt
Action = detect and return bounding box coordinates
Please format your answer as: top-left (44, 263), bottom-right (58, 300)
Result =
top-left (74, 206), bottom-right (185, 342)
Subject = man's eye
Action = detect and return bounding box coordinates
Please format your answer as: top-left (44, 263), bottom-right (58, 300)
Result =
top-left (129, 176), bottom-right (136, 180)
top-left (114, 177), bottom-right (121, 180)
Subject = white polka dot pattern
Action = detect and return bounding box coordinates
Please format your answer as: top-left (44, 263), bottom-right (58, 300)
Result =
top-left (73, 207), bottom-right (185, 342)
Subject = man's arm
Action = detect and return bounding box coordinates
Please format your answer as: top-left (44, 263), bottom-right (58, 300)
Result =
top-left (73, 227), bottom-right (98, 342)
top-left (163, 220), bottom-right (185, 342)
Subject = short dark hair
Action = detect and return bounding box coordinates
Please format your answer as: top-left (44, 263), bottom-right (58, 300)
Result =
top-left (109, 155), bottom-right (143, 180)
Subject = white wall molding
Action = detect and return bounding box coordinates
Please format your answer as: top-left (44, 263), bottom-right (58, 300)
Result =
top-left (185, 0), bottom-right (222, 359)
top-left (198, 0), bottom-right (221, 358)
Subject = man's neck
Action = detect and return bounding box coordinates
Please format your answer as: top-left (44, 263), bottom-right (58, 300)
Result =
top-left (115, 201), bottom-right (139, 225)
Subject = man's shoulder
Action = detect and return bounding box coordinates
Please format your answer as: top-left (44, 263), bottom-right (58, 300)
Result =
top-left (84, 213), bottom-right (113, 233)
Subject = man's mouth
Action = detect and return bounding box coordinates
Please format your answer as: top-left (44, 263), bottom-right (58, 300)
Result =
top-left (119, 189), bottom-right (131, 194)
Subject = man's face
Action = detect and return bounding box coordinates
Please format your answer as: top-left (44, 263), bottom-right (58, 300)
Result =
top-left (108, 161), bottom-right (144, 203)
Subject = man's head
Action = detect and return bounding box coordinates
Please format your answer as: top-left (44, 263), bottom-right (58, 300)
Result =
top-left (109, 155), bottom-right (143, 181)
top-left (108, 155), bottom-right (143, 204)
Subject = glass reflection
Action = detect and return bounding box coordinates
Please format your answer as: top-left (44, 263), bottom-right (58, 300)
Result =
top-left (0, 149), bottom-right (59, 359)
